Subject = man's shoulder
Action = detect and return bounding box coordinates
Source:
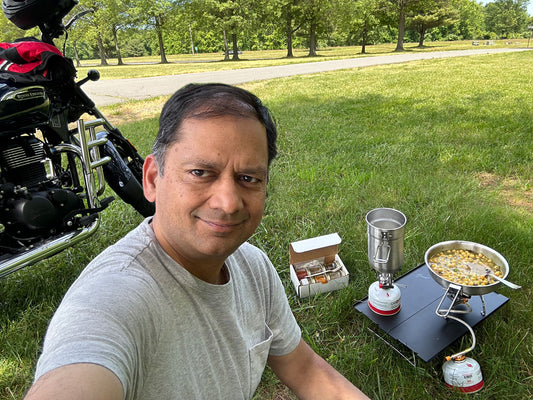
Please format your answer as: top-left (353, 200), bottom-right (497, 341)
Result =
top-left (233, 241), bottom-right (270, 265)
top-left (82, 219), bottom-right (155, 277)
top-left (64, 220), bottom-right (164, 313)
top-left (237, 241), bottom-right (263, 255)
top-left (230, 241), bottom-right (279, 283)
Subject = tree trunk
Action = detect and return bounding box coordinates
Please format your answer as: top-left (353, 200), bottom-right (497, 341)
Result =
top-left (361, 23), bottom-right (368, 54)
top-left (156, 16), bottom-right (168, 64)
top-left (395, 7), bottom-right (406, 52)
top-left (418, 27), bottom-right (426, 47)
top-left (308, 22), bottom-right (317, 56)
top-left (286, 16), bottom-right (294, 58)
top-left (96, 33), bottom-right (108, 66)
top-left (112, 25), bottom-right (124, 65)
top-left (72, 40), bottom-right (81, 67)
top-left (223, 30), bottom-right (230, 60)
top-left (189, 23), bottom-right (195, 55)
top-left (232, 33), bottom-right (239, 60)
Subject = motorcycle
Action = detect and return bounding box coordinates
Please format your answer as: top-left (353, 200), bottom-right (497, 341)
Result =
top-left (0, 0), bottom-right (155, 278)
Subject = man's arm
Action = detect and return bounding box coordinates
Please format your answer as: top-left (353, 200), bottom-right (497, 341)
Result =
top-left (268, 338), bottom-right (371, 400)
top-left (24, 363), bottom-right (124, 400)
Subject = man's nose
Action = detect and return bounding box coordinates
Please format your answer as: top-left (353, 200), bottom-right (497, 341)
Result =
top-left (208, 177), bottom-right (244, 214)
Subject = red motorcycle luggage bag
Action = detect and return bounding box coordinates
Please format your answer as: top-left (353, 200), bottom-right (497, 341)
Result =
top-left (0, 38), bottom-right (76, 85)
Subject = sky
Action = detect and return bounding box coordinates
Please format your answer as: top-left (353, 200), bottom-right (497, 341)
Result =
top-left (478, 0), bottom-right (533, 16)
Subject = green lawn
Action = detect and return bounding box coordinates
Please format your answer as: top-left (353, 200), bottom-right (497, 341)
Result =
top-left (0, 48), bottom-right (532, 399)
top-left (76, 39), bottom-right (530, 79)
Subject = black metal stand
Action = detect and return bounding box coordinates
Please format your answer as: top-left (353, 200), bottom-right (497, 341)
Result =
top-left (354, 264), bottom-right (509, 362)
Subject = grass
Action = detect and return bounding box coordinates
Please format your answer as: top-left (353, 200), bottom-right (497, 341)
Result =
top-left (75, 39), bottom-right (531, 80)
top-left (1, 48), bottom-right (532, 399)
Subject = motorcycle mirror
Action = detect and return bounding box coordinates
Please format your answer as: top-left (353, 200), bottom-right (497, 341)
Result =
top-left (76, 69), bottom-right (100, 87)
top-left (87, 70), bottom-right (100, 81)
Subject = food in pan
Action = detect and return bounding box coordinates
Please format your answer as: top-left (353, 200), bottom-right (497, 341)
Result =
top-left (428, 248), bottom-right (503, 286)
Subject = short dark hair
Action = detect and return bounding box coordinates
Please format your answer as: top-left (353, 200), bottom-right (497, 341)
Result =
top-left (153, 83), bottom-right (277, 173)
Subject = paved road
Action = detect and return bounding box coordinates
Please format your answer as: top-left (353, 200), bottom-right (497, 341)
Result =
top-left (84, 48), bottom-right (531, 107)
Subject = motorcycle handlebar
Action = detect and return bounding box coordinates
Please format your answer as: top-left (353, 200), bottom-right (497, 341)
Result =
top-left (72, 70), bottom-right (100, 110)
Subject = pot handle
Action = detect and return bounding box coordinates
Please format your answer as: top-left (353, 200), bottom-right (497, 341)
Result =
top-left (373, 237), bottom-right (391, 264)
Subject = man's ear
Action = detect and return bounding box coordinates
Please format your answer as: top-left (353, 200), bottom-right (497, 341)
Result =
top-left (143, 154), bottom-right (159, 203)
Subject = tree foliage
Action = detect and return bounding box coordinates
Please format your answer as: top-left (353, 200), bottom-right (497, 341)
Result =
top-left (407, 0), bottom-right (459, 46)
top-left (449, 0), bottom-right (485, 40)
top-left (1, 0), bottom-right (530, 60)
top-left (271, 0), bottom-right (304, 57)
top-left (338, 0), bottom-right (384, 53)
top-left (484, 0), bottom-right (529, 38)
top-left (197, 0), bottom-right (260, 60)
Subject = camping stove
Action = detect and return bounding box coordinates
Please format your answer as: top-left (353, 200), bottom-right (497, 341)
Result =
top-left (366, 208), bottom-right (406, 316)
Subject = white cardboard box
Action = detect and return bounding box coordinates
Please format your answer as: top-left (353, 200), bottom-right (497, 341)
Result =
top-left (289, 233), bottom-right (349, 298)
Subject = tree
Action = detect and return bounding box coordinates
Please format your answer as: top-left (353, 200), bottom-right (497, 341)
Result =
top-left (129, 0), bottom-right (180, 63)
top-left (381, 0), bottom-right (424, 51)
top-left (75, 0), bottom-right (110, 65)
top-left (299, 0), bottom-right (336, 56)
top-left (284, 1), bottom-right (302, 57)
top-left (8, 0), bottom-right (530, 59)
top-left (449, 0), bottom-right (484, 40)
top-left (484, 0), bottom-right (529, 38)
top-left (100, 0), bottom-right (132, 65)
top-left (0, 16), bottom-right (31, 42)
top-left (75, 0), bottom-right (132, 65)
top-left (64, 6), bottom-right (94, 64)
top-left (339, 0), bottom-right (383, 54)
top-left (199, 0), bottom-right (258, 61)
top-left (273, 0), bottom-right (303, 57)
top-left (407, 0), bottom-right (458, 47)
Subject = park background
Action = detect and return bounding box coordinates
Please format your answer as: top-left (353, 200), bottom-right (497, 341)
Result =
top-left (0, 0), bottom-right (532, 399)
top-left (1, 0), bottom-right (533, 65)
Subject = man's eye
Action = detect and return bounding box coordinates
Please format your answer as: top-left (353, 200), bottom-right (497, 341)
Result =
top-left (241, 175), bottom-right (260, 184)
top-left (191, 169), bottom-right (208, 177)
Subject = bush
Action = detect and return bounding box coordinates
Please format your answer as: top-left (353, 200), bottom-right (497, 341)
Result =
top-left (444, 33), bottom-right (461, 41)
top-left (482, 31), bottom-right (498, 39)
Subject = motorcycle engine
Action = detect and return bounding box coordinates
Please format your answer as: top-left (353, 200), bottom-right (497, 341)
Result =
top-left (0, 135), bottom-right (84, 244)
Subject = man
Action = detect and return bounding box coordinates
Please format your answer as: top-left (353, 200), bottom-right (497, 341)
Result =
top-left (25, 83), bottom-right (371, 400)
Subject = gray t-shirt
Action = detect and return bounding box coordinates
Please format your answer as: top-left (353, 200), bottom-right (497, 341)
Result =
top-left (34, 218), bottom-right (301, 400)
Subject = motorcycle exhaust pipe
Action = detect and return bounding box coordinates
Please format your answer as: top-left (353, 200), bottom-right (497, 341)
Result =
top-left (0, 217), bottom-right (100, 278)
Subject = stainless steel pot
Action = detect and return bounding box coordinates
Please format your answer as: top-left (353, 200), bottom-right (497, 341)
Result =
top-left (366, 208), bottom-right (406, 274)
top-left (425, 240), bottom-right (509, 296)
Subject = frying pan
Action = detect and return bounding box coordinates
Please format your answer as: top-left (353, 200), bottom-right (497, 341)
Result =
top-left (425, 240), bottom-right (510, 296)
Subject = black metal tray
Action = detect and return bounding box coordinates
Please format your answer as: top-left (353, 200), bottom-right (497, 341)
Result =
top-left (354, 263), bottom-right (509, 362)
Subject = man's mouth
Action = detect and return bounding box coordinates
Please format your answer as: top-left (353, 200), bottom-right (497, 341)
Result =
top-left (199, 218), bottom-right (244, 233)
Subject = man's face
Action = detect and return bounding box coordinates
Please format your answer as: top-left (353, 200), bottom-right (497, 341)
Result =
top-left (143, 115), bottom-right (269, 276)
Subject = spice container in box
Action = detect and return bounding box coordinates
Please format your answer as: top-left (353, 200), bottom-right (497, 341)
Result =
top-left (289, 233), bottom-right (349, 298)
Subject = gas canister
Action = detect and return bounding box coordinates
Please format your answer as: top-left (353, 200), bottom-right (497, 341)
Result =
top-left (442, 355), bottom-right (484, 393)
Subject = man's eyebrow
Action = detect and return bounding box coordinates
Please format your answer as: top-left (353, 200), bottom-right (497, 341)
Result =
top-left (184, 159), bottom-right (268, 176)
top-left (183, 158), bottom-right (218, 169)
top-left (240, 166), bottom-right (269, 178)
